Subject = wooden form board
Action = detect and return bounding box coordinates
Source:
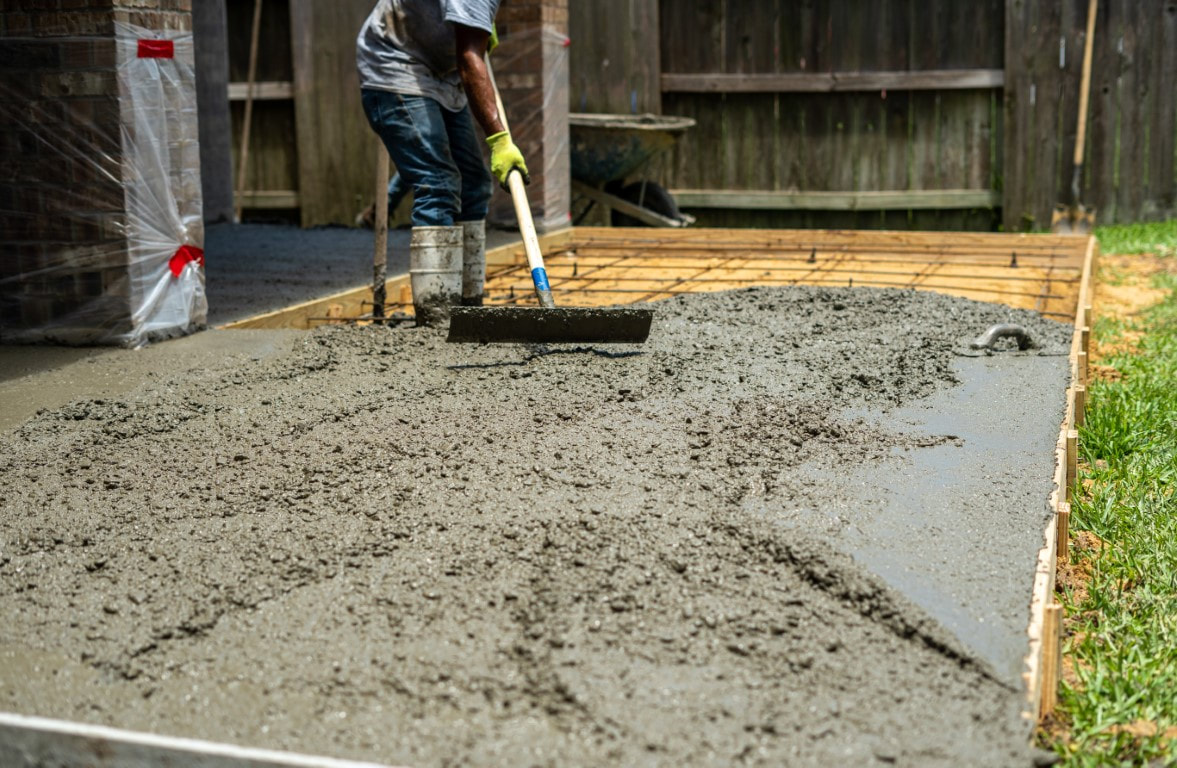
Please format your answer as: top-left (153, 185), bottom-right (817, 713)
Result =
top-left (1024, 235), bottom-right (1097, 722)
top-left (476, 227), bottom-right (1089, 322)
top-left (0, 712), bottom-right (400, 768)
top-left (223, 226), bottom-right (1088, 328)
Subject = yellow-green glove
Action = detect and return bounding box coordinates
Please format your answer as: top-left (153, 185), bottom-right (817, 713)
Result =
top-left (488, 23), bottom-right (498, 53)
top-left (486, 130), bottom-right (529, 189)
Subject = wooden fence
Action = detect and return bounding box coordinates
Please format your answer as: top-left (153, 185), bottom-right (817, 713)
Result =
top-left (1005, 0), bottom-right (1177, 228)
top-left (571, 0), bottom-right (1177, 231)
top-left (224, 0), bottom-right (380, 228)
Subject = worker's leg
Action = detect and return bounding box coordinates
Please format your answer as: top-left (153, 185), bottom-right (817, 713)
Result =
top-left (441, 106), bottom-right (493, 305)
top-left (360, 89), bottom-right (461, 227)
top-left (361, 89), bottom-right (463, 324)
top-left (441, 106), bottom-right (493, 223)
top-left (387, 172), bottom-right (410, 215)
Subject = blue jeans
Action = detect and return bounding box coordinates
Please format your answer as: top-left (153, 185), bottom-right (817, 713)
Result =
top-left (387, 172), bottom-right (409, 214)
top-left (361, 89), bottom-right (492, 227)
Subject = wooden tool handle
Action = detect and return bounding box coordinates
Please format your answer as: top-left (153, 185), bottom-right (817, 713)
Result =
top-left (1073, 0), bottom-right (1098, 167)
top-left (486, 56), bottom-right (554, 307)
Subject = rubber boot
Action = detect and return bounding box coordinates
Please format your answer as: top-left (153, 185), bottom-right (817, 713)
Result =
top-left (461, 220), bottom-right (486, 307)
top-left (409, 225), bottom-right (462, 327)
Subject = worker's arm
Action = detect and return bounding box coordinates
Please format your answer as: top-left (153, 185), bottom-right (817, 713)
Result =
top-left (454, 23), bottom-right (529, 187)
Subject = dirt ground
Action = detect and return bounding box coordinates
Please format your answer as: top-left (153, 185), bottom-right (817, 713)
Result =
top-left (0, 286), bottom-right (1072, 767)
top-left (1090, 252), bottom-right (1176, 365)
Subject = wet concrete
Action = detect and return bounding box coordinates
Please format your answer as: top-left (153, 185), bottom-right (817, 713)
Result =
top-left (0, 330), bottom-right (301, 433)
top-left (0, 286), bottom-right (1071, 766)
top-left (839, 355), bottom-right (1069, 685)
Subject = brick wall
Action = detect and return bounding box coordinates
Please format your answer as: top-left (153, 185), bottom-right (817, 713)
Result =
top-left (0, 0), bottom-right (202, 345)
top-left (488, 0), bottom-right (571, 232)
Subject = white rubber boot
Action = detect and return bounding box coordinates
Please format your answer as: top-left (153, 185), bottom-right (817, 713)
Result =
top-left (461, 220), bottom-right (486, 307)
top-left (409, 225), bottom-right (462, 327)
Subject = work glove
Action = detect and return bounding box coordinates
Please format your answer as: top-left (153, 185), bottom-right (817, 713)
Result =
top-left (488, 23), bottom-right (498, 53)
top-left (486, 131), bottom-right (529, 189)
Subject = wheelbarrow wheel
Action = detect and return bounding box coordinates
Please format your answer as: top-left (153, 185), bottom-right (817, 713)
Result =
top-left (609, 180), bottom-right (684, 227)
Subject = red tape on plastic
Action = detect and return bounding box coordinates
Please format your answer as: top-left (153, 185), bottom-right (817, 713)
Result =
top-left (137, 39), bottom-right (174, 59)
top-left (169, 245), bottom-right (204, 277)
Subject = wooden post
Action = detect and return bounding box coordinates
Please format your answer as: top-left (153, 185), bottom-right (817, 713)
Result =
top-left (1066, 429), bottom-right (1079, 502)
top-left (1075, 384), bottom-right (1087, 427)
top-left (1040, 603), bottom-right (1063, 716)
top-left (371, 147), bottom-right (390, 320)
top-left (233, 0), bottom-right (263, 223)
top-left (1057, 501), bottom-right (1071, 564)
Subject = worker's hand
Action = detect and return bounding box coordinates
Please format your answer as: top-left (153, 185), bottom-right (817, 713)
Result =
top-left (486, 131), bottom-right (529, 189)
top-left (488, 23), bottom-right (498, 53)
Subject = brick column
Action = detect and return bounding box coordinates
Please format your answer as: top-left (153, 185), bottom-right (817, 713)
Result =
top-left (488, 0), bottom-right (570, 233)
top-left (0, 1), bottom-right (203, 345)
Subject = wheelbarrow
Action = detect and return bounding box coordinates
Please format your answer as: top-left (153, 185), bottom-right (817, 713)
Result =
top-left (569, 113), bottom-right (696, 228)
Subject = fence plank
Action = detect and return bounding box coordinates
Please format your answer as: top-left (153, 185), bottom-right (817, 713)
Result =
top-left (1145, 2), bottom-right (1176, 216)
top-left (1114, 0), bottom-right (1145, 222)
top-left (661, 70), bottom-right (1005, 93)
top-left (1088, 0), bottom-right (1120, 224)
top-left (569, 0), bottom-right (660, 114)
top-left (290, 0), bottom-right (381, 228)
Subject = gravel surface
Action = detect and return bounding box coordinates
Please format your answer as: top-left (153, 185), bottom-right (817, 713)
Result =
top-left (0, 286), bottom-right (1071, 766)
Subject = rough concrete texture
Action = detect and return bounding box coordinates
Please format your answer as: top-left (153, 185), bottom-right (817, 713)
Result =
top-left (0, 286), bottom-right (1072, 767)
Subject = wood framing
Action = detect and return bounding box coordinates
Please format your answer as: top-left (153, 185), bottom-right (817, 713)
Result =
top-left (1023, 233), bottom-right (1098, 723)
top-left (661, 69), bottom-right (1005, 93)
top-left (573, 181), bottom-right (689, 227)
top-left (669, 189), bottom-right (1001, 211)
top-left (228, 81), bottom-right (294, 100)
top-left (0, 712), bottom-right (400, 768)
top-left (474, 227), bottom-right (1089, 322)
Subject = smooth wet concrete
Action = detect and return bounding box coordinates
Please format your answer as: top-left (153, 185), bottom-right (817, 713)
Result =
top-left (0, 331), bottom-right (301, 433)
top-left (838, 354), bottom-right (1069, 685)
top-left (0, 286), bottom-right (1070, 767)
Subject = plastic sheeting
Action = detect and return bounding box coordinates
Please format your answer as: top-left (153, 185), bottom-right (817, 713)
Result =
top-left (0, 22), bottom-right (205, 347)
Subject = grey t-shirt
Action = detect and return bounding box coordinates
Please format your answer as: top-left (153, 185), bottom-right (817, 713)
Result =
top-left (356, 0), bottom-right (500, 112)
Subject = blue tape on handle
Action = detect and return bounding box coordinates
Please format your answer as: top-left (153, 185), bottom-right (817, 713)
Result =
top-left (531, 267), bottom-right (551, 292)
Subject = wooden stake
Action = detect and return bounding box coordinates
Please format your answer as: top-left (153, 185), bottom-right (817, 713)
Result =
top-left (233, 0), bottom-right (264, 224)
top-left (1066, 429), bottom-right (1079, 501)
top-left (1040, 603), bottom-right (1063, 716)
top-left (372, 147), bottom-right (390, 320)
top-left (1075, 384), bottom-right (1086, 427)
top-left (1057, 502), bottom-right (1071, 565)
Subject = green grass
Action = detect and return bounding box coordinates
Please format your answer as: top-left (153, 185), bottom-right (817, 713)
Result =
top-left (1092, 220), bottom-right (1177, 258)
top-left (1047, 224), bottom-right (1177, 766)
